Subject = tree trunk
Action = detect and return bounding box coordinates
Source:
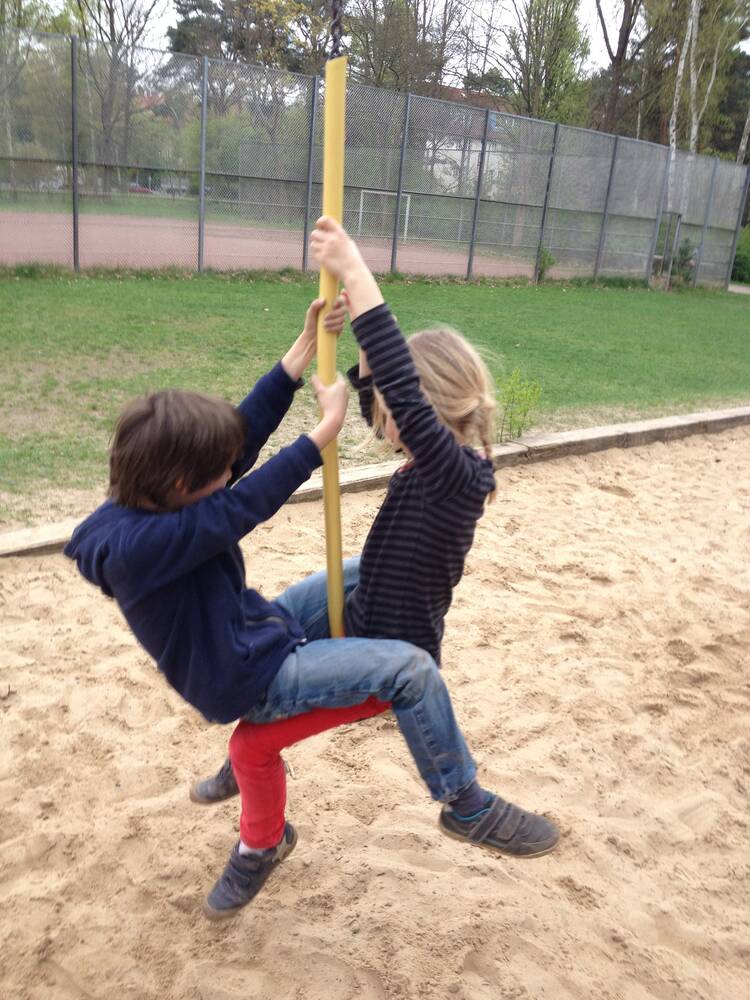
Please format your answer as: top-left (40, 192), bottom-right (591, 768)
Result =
top-left (688, 0), bottom-right (702, 153)
top-left (738, 101), bottom-right (750, 165)
top-left (636, 58), bottom-right (646, 140)
top-left (599, 1), bottom-right (641, 135)
top-left (120, 53), bottom-right (136, 190)
top-left (669, 3), bottom-right (694, 155)
top-left (1, 6), bottom-right (20, 199)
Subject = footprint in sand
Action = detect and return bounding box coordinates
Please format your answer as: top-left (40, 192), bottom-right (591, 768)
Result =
top-left (674, 792), bottom-right (722, 836)
top-left (187, 954), bottom-right (386, 1000)
top-left (665, 639), bottom-right (697, 665)
top-left (555, 874), bottom-right (601, 910)
top-left (462, 948), bottom-right (528, 999)
top-left (596, 482), bottom-right (634, 499)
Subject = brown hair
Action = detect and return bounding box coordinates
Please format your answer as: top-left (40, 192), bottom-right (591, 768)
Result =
top-left (109, 389), bottom-right (245, 509)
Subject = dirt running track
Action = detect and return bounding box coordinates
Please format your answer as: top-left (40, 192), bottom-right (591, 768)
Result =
top-left (0, 211), bottom-right (538, 278)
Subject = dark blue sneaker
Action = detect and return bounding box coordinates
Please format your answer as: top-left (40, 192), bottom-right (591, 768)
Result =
top-left (190, 758), bottom-right (239, 805)
top-left (203, 823), bottom-right (298, 921)
top-left (439, 794), bottom-right (559, 858)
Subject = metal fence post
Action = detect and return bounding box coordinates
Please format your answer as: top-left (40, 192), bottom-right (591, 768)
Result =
top-left (70, 35), bottom-right (80, 273)
top-left (645, 148), bottom-right (670, 282)
top-left (666, 214), bottom-right (682, 290)
top-left (301, 75), bottom-right (319, 271)
top-left (391, 93), bottom-right (412, 274)
top-left (197, 56), bottom-right (208, 273)
top-left (724, 164), bottom-right (750, 289)
top-left (692, 157), bottom-right (718, 287)
top-left (466, 108), bottom-right (491, 280)
top-left (534, 123), bottom-right (559, 284)
top-left (594, 135), bottom-right (619, 281)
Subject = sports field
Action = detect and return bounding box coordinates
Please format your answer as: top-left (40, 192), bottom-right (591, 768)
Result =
top-left (1, 207), bottom-right (529, 277)
top-left (1, 271), bottom-right (749, 527)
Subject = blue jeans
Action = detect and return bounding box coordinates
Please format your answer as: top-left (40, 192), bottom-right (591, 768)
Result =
top-left (242, 558), bottom-right (476, 802)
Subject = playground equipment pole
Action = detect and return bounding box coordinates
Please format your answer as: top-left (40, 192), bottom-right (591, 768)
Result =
top-left (317, 54), bottom-right (347, 637)
top-left (534, 123), bottom-right (559, 283)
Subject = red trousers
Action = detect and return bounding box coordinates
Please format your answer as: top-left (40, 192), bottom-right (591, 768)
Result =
top-left (228, 698), bottom-right (391, 848)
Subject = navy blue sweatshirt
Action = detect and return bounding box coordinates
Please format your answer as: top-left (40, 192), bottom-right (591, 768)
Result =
top-left (345, 304), bottom-right (496, 664)
top-left (64, 362), bottom-right (322, 723)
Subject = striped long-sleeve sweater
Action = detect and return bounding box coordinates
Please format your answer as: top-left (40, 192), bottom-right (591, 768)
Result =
top-left (344, 303), bottom-right (496, 664)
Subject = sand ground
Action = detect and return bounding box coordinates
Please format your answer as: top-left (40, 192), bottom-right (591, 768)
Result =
top-left (1, 429), bottom-right (749, 1000)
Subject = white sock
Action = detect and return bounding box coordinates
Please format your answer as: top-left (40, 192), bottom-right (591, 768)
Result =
top-left (238, 840), bottom-right (268, 856)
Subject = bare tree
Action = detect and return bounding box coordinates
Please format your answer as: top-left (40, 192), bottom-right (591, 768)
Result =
top-left (663, 0), bottom-right (749, 155)
top-left (348, 0), bottom-right (462, 96)
top-left (595, 0), bottom-right (644, 133)
top-left (459, 0), bottom-right (509, 100)
top-left (502, 0), bottom-right (588, 120)
top-left (1, 0), bottom-right (35, 198)
top-left (73, 0), bottom-right (163, 193)
top-left (688, 0), bottom-right (749, 152)
top-left (668, 0), bottom-right (695, 155)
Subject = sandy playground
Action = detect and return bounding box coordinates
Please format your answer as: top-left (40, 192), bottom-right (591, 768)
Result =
top-left (1, 427), bottom-right (749, 1000)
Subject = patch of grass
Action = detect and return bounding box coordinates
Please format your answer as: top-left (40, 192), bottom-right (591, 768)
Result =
top-left (1, 272), bottom-right (749, 524)
top-left (567, 275), bottom-right (650, 290)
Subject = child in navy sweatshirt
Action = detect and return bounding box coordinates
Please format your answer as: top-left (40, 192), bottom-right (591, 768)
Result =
top-left (65, 297), bottom-right (351, 724)
top-left (193, 220), bottom-right (559, 921)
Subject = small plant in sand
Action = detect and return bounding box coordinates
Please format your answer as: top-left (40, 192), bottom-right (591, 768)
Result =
top-left (499, 369), bottom-right (542, 441)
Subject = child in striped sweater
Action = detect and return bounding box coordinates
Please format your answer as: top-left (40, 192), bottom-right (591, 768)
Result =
top-left (197, 218), bottom-right (558, 919)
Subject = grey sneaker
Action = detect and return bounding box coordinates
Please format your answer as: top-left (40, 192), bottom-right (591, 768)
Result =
top-left (189, 758), bottom-right (239, 805)
top-left (439, 794), bottom-right (559, 858)
top-left (203, 823), bottom-right (298, 921)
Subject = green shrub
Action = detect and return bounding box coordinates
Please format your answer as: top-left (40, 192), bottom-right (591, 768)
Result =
top-left (499, 369), bottom-right (542, 441)
top-left (732, 227), bottom-right (750, 284)
top-left (674, 238), bottom-right (696, 283)
top-left (537, 247), bottom-right (555, 282)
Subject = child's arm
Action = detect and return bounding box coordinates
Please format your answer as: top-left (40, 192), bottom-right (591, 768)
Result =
top-left (281, 295), bottom-right (347, 381)
top-left (231, 296), bottom-right (347, 482)
top-left (346, 342), bottom-right (378, 429)
top-left (122, 378), bottom-right (348, 587)
top-left (311, 218), bottom-right (477, 499)
top-left (337, 290), bottom-right (377, 429)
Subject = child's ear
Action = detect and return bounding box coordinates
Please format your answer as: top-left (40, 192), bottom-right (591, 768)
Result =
top-left (174, 477), bottom-right (188, 496)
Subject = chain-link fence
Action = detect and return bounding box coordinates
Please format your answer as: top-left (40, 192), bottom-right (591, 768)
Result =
top-left (2, 29), bottom-right (749, 285)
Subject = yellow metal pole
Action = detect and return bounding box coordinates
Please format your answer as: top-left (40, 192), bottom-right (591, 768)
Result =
top-left (317, 55), bottom-right (347, 637)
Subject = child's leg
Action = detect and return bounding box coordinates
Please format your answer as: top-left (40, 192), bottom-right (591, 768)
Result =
top-left (192, 559), bottom-right (362, 807)
top-left (244, 637), bottom-right (477, 801)
top-left (203, 698), bottom-right (389, 920)
top-left (248, 638), bottom-right (558, 859)
top-left (229, 696), bottom-right (389, 849)
top-left (274, 556), bottom-right (360, 642)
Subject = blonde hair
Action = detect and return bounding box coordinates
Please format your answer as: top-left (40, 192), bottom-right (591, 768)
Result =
top-left (372, 326), bottom-right (497, 495)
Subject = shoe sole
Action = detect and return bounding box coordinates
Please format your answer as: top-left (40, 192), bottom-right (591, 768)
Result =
top-left (189, 785), bottom-right (239, 805)
top-left (202, 827), bottom-right (299, 922)
top-left (439, 817), bottom-right (559, 859)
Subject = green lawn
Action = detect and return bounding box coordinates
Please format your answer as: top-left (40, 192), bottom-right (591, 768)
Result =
top-left (1, 270), bottom-right (749, 526)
